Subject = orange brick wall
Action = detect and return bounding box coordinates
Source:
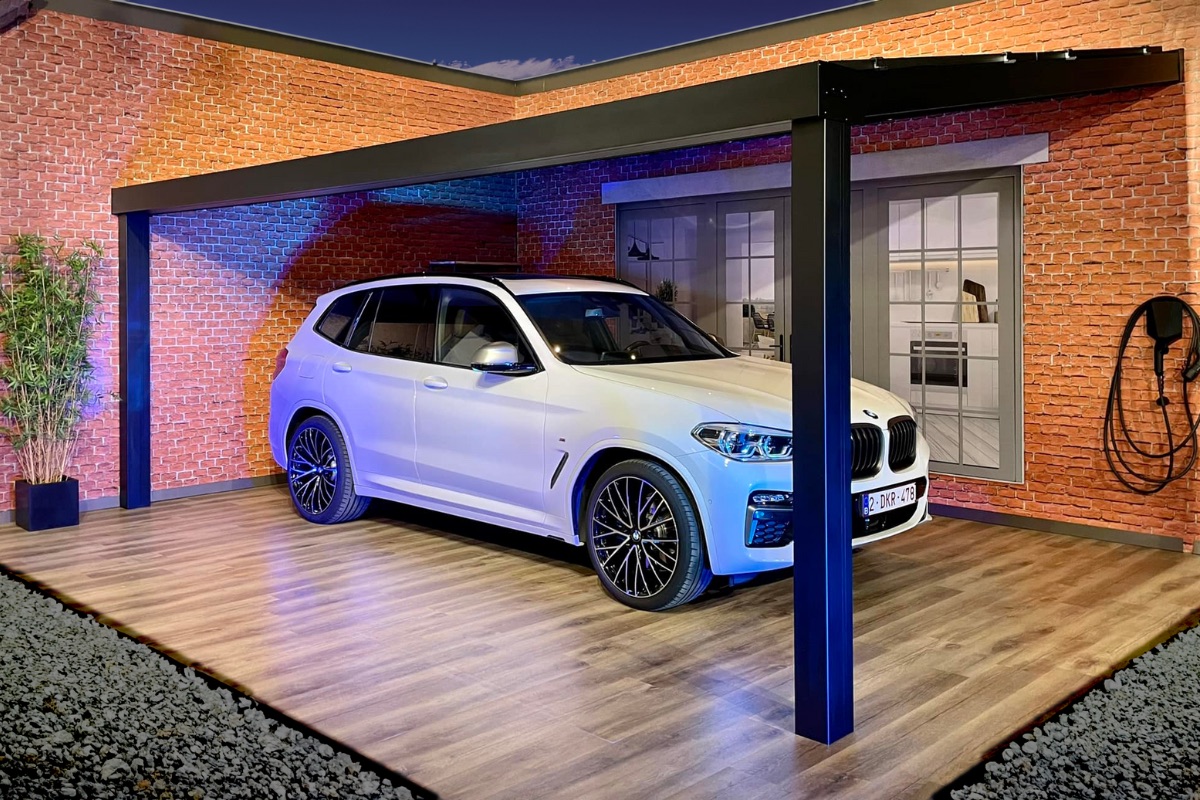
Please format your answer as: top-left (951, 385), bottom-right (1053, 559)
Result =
top-left (0, 10), bottom-right (513, 510)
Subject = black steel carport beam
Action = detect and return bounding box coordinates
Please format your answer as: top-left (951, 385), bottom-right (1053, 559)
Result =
top-left (110, 64), bottom-right (823, 216)
top-left (824, 47), bottom-right (1183, 123)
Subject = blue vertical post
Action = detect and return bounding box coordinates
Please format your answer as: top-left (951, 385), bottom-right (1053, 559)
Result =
top-left (119, 212), bottom-right (152, 509)
top-left (791, 116), bottom-right (853, 743)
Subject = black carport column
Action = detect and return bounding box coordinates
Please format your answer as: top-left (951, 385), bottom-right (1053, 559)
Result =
top-left (118, 212), bottom-right (152, 509)
top-left (790, 117), bottom-right (853, 743)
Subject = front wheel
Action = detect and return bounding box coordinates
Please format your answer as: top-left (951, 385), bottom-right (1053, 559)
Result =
top-left (286, 415), bottom-right (370, 524)
top-left (584, 459), bottom-right (711, 611)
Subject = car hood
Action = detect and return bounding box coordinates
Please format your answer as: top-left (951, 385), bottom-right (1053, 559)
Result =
top-left (572, 357), bottom-right (911, 430)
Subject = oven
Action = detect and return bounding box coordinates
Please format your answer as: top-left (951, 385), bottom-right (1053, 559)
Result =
top-left (910, 330), bottom-right (967, 388)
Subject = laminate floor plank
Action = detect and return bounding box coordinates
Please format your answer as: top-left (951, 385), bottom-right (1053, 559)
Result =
top-left (0, 485), bottom-right (1197, 799)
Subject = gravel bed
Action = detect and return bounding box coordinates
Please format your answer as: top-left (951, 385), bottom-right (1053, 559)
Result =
top-left (0, 571), bottom-right (421, 800)
top-left (950, 625), bottom-right (1200, 800)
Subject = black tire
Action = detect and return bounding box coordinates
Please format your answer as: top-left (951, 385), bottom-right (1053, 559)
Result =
top-left (286, 415), bottom-right (370, 524)
top-left (584, 459), bottom-right (712, 611)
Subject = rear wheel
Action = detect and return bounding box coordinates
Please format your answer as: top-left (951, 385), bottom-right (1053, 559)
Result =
top-left (584, 459), bottom-right (711, 611)
top-left (287, 415), bottom-right (370, 524)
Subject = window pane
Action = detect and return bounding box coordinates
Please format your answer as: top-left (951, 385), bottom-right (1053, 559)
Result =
top-left (369, 286), bottom-right (435, 361)
top-left (749, 257), bottom-right (774, 302)
top-left (725, 303), bottom-right (747, 350)
top-left (921, 411), bottom-right (961, 464)
top-left (965, 358), bottom-right (1000, 415)
top-left (651, 217), bottom-right (674, 261)
top-left (750, 210), bottom-right (774, 257)
top-left (317, 292), bottom-right (365, 344)
top-left (888, 307), bottom-right (921, 354)
top-left (726, 257), bottom-right (749, 302)
top-left (962, 248), bottom-right (1000, 306)
top-left (674, 216), bottom-right (698, 260)
top-left (924, 196), bottom-right (959, 250)
top-left (890, 354), bottom-right (917, 404)
top-left (726, 212), bottom-right (749, 257)
top-left (650, 260), bottom-right (674, 301)
top-left (348, 291), bottom-right (379, 353)
top-left (668, 260), bottom-right (698, 320)
top-left (888, 255), bottom-right (923, 303)
top-left (963, 416), bottom-right (1001, 468)
top-left (961, 192), bottom-right (999, 248)
top-left (435, 287), bottom-right (526, 367)
top-left (623, 260), bottom-right (649, 291)
top-left (960, 300), bottom-right (999, 326)
top-left (889, 199), bottom-right (922, 251)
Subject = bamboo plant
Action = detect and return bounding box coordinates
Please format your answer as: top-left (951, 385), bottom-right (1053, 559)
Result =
top-left (0, 234), bottom-right (103, 485)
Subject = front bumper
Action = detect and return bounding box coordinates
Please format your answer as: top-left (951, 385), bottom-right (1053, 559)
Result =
top-left (678, 448), bottom-right (930, 576)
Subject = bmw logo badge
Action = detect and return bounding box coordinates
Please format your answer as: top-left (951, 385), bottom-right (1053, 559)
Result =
top-left (863, 410), bottom-right (878, 419)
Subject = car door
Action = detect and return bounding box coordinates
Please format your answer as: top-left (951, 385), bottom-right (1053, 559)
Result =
top-left (320, 284), bottom-right (436, 496)
top-left (413, 284), bottom-right (550, 528)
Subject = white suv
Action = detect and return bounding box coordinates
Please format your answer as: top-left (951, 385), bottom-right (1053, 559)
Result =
top-left (269, 275), bottom-right (930, 610)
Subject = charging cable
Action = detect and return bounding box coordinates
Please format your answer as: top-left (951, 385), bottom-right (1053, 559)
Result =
top-left (1103, 296), bottom-right (1200, 494)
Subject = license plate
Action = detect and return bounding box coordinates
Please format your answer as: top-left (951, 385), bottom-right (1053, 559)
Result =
top-left (861, 483), bottom-right (917, 517)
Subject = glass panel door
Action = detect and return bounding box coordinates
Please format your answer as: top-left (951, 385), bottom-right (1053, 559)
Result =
top-left (617, 205), bottom-right (714, 332)
top-left (717, 198), bottom-right (786, 360)
top-left (868, 175), bottom-right (1019, 480)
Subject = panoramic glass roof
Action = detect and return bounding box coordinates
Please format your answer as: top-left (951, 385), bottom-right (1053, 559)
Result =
top-left (133, 0), bottom-right (870, 79)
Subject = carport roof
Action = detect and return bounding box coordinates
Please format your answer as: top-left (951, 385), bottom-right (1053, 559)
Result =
top-left (110, 47), bottom-right (1182, 216)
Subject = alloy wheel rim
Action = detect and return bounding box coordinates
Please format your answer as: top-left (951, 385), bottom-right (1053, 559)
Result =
top-left (591, 476), bottom-right (679, 598)
top-left (289, 427), bottom-right (338, 515)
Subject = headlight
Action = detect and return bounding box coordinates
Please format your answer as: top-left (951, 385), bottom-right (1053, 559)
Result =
top-left (692, 423), bottom-right (793, 462)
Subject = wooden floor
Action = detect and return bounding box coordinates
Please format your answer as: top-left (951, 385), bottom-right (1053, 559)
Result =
top-left (1, 486), bottom-right (1199, 800)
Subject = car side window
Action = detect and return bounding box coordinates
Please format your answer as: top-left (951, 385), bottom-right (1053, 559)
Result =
top-left (346, 291), bottom-right (379, 353)
top-left (434, 287), bottom-right (529, 368)
top-left (360, 285), bottom-right (436, 361)
top-left (315, 292), bottom-right (367, 345)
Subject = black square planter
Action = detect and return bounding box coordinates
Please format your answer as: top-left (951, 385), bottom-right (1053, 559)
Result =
top-left (15, 478), bottom-right (79, 531)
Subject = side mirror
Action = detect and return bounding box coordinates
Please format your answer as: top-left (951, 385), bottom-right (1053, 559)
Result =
top-left (709, 332), bottom-right (726, 347)
top-left (471, 342), bottom-right (536, 375)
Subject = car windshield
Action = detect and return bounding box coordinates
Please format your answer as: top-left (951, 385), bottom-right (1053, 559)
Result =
top-left (518, 290), bottom-right (732, 365)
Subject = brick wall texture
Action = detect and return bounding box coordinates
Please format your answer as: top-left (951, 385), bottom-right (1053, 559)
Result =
top-left (3, 0), bottom-right (1200, 547)
top-left (0, 10), bottom-right (513, 510)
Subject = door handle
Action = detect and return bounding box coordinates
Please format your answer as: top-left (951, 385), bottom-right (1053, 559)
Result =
top-left (331, 362), bottom-right (352, 373)
top-left (423, 376), bottom-right (448, 390)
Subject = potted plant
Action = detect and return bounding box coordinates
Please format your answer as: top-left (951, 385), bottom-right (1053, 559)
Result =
top-left (655, 278), bottom-right (677, 305)
top-left (0, 234), bottom-right (103, 531)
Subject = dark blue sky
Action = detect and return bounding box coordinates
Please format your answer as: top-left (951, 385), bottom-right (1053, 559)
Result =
top-left (135, 0), bottom-right (868, 78)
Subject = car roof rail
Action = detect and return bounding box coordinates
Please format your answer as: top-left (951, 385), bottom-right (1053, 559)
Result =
top-left (336, 271), bottom-right (642, 294)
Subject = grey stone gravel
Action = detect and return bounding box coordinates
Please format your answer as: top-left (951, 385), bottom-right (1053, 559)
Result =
top-left (0, 572), bottom-right (416, 800)
top-left (951, 626), bottom-right (1200, 800)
